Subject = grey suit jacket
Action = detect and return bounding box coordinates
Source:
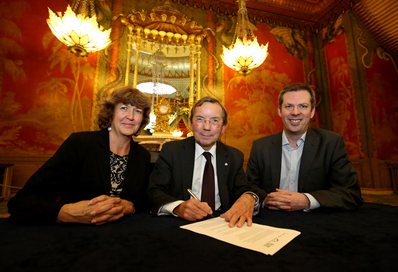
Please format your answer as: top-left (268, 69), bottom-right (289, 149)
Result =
top-left (246, 128), bottom-right (362, 210)
top-left (148, 137), bottom-right (260, 214)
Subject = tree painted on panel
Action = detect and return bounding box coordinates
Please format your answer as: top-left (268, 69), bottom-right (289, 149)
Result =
top-left (0, 1), bottom-right (28, 147)
top-left (41, 32), bottom-right (95, 132)
top-left (0, 1), bottom-right (27, 95)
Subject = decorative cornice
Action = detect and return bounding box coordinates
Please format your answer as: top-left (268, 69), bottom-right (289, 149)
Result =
top-left (353, 0), bottom-right (398, 56)
top-left (172, 0), bottom-right (354, 30)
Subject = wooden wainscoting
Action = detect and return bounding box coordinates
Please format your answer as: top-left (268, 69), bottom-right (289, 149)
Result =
top-left (352, 158), bottom-right (396, 194)
top-left (0, 164), bottom-right (14, 200)
top-left (0, 155), bottom-right (50, 199)
top-left (386, 160), bottom-right (398, 194)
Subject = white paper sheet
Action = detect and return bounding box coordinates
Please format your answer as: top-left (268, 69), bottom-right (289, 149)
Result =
top-left (180, 217), bottom-right (300, 255)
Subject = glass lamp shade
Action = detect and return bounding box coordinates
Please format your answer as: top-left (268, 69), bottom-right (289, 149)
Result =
top-left (221, 36), bottom-right (269, 75)
top-left (47, 5), bottom-right (111, 57)
top-left (221, 0), bottom-right (269, 75)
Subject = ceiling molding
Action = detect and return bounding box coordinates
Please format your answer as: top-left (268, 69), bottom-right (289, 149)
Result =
top-left (353, 0), bottom-right (398, 55)
top-left (172, 0), bottom-right (353, 30)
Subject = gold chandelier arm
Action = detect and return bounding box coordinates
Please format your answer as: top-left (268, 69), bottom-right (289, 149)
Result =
top-left (132, 29), bottom-right (142, 88)
top-left (125, 25), bottom-right (133, 86)
top-left (189, 40), bottom-right (195, 107)
top-left (196, 39), bottom-right (202, 101)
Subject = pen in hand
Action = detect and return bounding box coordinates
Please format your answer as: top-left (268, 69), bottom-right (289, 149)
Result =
top-left (187, 188), bottom-right (200, 200)
top-left (187, 189), bottom-right (214, 217)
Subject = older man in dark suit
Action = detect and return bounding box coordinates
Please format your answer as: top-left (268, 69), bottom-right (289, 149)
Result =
top-left (247, 83), bottom-right (362, 211)
top-left (148, 97), bottom-right (262, 227)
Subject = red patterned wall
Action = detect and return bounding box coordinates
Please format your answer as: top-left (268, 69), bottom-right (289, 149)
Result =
top-left (324, 33), bottom-right (363, 160)
top-left (0, 0), bottom-right (98, 156)
top-left (223, 23), bottom-right (306, 158)
top-left (2, 1), bottom-right (397, 169)
top-left (366, 54), bottom-right (398, 160)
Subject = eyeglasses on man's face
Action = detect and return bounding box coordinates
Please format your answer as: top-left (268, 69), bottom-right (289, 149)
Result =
top-left (193, 116), bottom-right (223, 127)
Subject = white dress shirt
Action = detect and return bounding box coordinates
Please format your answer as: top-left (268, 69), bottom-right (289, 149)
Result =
top-left (158, 143), bottom-right (220, 215)
top-left (280, 131), bottom-right (320, 210)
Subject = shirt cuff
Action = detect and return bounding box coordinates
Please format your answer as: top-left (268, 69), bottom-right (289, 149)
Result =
top-left (158, 200), bottom-right (184, 216)
top-left (303, 193), bottom-right (320, 212)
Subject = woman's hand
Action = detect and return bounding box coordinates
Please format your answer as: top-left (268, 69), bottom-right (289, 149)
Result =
top-left (57, 195), bottom-right (135, 225)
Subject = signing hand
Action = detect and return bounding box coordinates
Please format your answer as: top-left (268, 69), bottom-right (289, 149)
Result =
top-left (57, 195), bottom-right (135, 225)
top-left (220, 193), bottom-right (255, 228)
top-left (265, 189), bottom-right (309, 211)
top-left (173, 199), bottom-right (213, 221)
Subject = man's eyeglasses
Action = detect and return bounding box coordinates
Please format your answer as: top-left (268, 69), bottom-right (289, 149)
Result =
top-left (194, 116), bottom-right (223, 127)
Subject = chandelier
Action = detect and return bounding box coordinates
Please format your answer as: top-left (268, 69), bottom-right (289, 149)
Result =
top-left (47, 0), bottom-right (112, 57)
top-left (221, 0), bottom-right (269, 75)
top-left (138, 48), bottom-right (177, 134)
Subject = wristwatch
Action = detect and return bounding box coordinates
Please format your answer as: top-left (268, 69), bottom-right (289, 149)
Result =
top-left (245, 192), bottom-right (260, 210)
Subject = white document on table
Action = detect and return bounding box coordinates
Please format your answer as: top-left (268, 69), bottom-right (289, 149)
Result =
top-left (180, 217), bottom-right (300, 255)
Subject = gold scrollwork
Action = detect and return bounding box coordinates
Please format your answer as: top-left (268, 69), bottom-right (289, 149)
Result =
top-left (356, 28), bottom-right (373, 69)
top-left (376, 47), bottom-right (398, 74)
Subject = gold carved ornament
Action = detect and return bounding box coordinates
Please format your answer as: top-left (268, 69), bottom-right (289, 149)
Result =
top-left (119, 1), bottom-right (210, 107)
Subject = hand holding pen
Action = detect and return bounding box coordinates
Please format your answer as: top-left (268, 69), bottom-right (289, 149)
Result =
top-left (187, 188), bottom-right (200, 200)
top-left (173, 189), bottom-right (213, 221)
top-left (187, 189), bottom-right (214, 218)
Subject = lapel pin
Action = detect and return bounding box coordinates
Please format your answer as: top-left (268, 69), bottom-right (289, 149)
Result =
top-left (225, 162), bottom-right (228, 166)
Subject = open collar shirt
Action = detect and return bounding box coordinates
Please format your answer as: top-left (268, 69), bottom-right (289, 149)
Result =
top-left (280, 131), bottom-right (320, 210)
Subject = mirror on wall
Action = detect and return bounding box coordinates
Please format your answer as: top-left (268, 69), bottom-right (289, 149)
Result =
top-left (120, 1), bottom-right (209, 137)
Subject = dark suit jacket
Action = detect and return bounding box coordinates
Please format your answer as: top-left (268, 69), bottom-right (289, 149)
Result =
top-left (246, 128), bottom-right (362, 210)
top-left (148, 137), bottom-right (261, 214)
top-left (8, 130), bottom-right (152, 224)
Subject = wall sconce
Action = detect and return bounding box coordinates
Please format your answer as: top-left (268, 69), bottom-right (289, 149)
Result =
top-left (47, 0), bottom-right (111, 57)
top-left (221, 0), bottom-right (269, 75)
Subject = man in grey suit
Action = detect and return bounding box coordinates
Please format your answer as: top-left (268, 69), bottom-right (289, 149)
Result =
top-left (247, 83), bottom-right (362, 211)
top-left (149, 97), bottom-right (262, 227)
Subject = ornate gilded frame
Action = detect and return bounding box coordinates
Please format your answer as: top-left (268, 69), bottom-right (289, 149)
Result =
top-left (119, 1), bottom-right (210, 107)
